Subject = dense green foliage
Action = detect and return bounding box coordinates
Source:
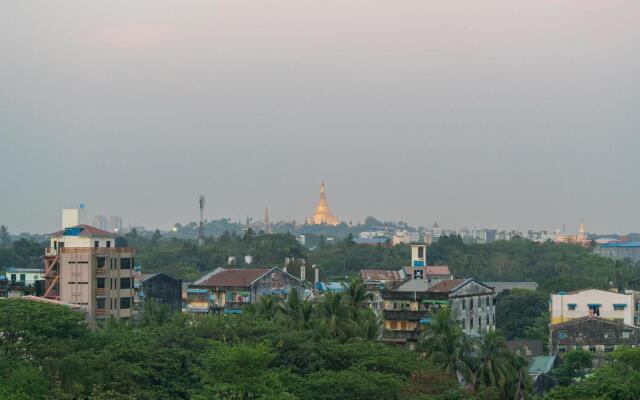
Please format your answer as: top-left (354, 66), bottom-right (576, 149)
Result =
top-left (551, 349), bottom-right (593, 386)
top-left (428, 236), bottom-right (636, 293)
top-left (0, 297), bottom-right (490, 400)
top-left (495, 289), bottom-right (549, 342)
top-left (546, 347), bottom-right (640, 399)
top-left (419, 308), bottom-right (531, 399)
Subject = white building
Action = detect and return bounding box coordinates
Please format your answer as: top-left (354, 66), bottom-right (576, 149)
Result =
top-left (550, 289), bottom-right (636, 326)
top-left (4, 267), bottom-right (44, 286)
top-left (392, 230), bottom-right (420, 246)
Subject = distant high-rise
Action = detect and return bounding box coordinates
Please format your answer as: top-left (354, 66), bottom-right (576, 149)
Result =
top-left (310, 181), bottom-right (339, 225)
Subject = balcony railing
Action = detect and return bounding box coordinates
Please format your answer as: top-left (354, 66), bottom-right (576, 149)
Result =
top-left (384, 309), bottom-right (433, 321)
top-left (96, 288), bottom-right (107, 296)
top-left (96, 309), bottom-right (110, 316)
top-left (46, 247), bottom-right (135, 254)
top-left (96, 268), bottom-right (107, 276)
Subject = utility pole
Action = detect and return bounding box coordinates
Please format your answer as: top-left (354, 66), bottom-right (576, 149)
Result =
top-left (199, 195), bottom-right (205, 246)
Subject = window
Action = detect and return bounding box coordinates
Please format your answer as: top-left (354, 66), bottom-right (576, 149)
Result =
top-left (106, 241), bottom-right (111, 248)
top-left (461, 299), bottom-right (466, 310)
top-left (400, 321), bottom-right (407, 330)
top-left (121, 258), bottom-right (131, 269)
top-left (589, 346), bottom-right (596, 352)
top-left (558, 331), bottom-right (568, 339)
top-left (97, 257), bottom-right (106, 268)
top-left (97, 278), bottom-right (105, 289)
top-left (120, 278), bottom-right (131, 289)
top-left (19, 274), bottom-right (25, 282)
top-left (414, 270), bottom-right (423, 279)
top-left (53, 241), bottom-right (58, 250)
top-left (486, 315), bottom-right (489, 325)
top-left (461, 319), bottom-right (466, 329)
top-left (390, 320), bottom-right (398, 329)
top-left (478, 316), bottom-right (482, 328)
top-left (588, 305), bottom-right (600, 316)
top-left (558, 346), bottom-right (567, 353)
top-left (94, 241), bottom-right (99, 248)
top-left (623, 331), bottom-right (631, 339)
top-left (486, 297), bottom-right (490, 307)
top-left (393, 302), bottom-right (398, 310)
top-left (120, 297), bottom-right (131, 309)
top-left (470, 318), bottom-right (474, 329)
top-left (568, 304), bottom-right (576, 310)
top-left (470, 298), bottom-right (474, 309)
top-left (614, 304), bottom-right (627, 311)
top-left (97, 298), bottom-right (105, 309)
top-left (605, 345), bottom-right (615, 352)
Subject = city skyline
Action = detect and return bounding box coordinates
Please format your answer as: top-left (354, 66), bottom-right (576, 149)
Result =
top-left (1, 1), bottom-right (639, 234)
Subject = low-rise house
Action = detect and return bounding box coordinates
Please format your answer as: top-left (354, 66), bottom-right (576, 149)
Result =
top-left (187, 267), bottom-right (302, 314)
top-left (0, 275), bottom-right (8, 298)
top-left (136, 273), bottom-right (182, 312)
top-left (550, 316), bottom-right (640, 357)
top-left (428, 278), bottom-right (496, 337)
top-left (5, 266), bottom-right (44, 286)
top-left (528, 355), bottom-right (559, 396)
top-left (360, 269), bottom-right (405, 311)
top-left (550, 288), bottom-right (636, 325)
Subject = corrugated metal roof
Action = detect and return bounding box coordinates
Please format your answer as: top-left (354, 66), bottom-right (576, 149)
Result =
top-left (194, 268), bottom-right (270, 288)
top-left (427, 279), bottom-right (466, 293)
top-left (360, 269), bottom-right (403, 281)
top-left (599, 241), bottom-right (640, 248)
top-left (528, 356), bottom-right (556, 374)
top-left (48, 224), bottom-right (114, 238)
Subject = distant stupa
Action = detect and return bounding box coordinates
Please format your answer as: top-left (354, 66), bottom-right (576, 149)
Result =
top-left (311, 181), bottom-right (339, 225)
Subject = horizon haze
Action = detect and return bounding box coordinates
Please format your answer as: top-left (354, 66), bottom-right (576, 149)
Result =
top-left (1, 1), bottom-right (639, 234)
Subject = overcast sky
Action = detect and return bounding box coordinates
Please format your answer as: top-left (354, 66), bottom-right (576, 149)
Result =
top-left (1, 1), bottom-right (638, 234)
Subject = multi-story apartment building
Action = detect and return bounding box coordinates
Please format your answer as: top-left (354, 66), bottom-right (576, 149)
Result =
top-left (43, 220), bottom-right (135, 326)
top-left (594, 241), bottom-right (640, 266)
top-left (550, 289), bottom-right (636, 326)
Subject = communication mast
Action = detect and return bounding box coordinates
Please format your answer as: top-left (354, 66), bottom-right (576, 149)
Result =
top-left (199, 195), bottom-right (205, 245)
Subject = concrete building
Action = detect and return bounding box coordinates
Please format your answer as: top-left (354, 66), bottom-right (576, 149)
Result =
top-left (43, 221), bottom-right (135, 325)
top-left (550, 289), bottom-right (636, 326)
top-left (550, 316), bottom-right (640, 357)
top-left (553, 222), bottom-right (589, 246)
top-left (428, 278), bottom-right (496, 337)
top-left (4, 266), bottom-right (44, 286)
top-left (136, 273), bottom-right (182, 312)
top-left (594, 241), bottom-right (640, 266)
top-left (187, 267), bottom-right (302, 314)
top-left (392, 230), bottom-right (420, 246)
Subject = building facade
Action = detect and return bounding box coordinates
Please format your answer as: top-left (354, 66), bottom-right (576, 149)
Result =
top-left (428, 278), bottom-right (496, 337)
top-left (550, 316), bottom-right (640, 356)
top-left (187, 267), bottom-right (302, 314)
top-left (4, 267), bottom-right (44, 286)
top-left (136, 273), bottom-right (182, 312)
top-left (594, 241), bottom-right (640, 266)
top-left (43, 223), bottom-right (135, 325)
top-left (550, 289), bottom-right (636, 326)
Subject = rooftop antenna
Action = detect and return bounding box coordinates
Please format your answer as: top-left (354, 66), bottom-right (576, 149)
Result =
top-left (199, 195), bottom-right (205, 245)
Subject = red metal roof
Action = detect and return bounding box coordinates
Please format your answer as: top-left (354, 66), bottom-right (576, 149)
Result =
top-left (195, 268), bottom-right (270, 288)
top-left (48, 224), bottom-right (115, 237)
top-left (360, 269), bottom-right (403, 281)
top-left (425, 266), bottom-right (451, 276)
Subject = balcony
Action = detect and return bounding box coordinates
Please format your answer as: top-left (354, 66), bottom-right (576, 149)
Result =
top-left (96, 268), bottom-right (107, 276)
top-left (96, 288), bottom-right (107, 296)
top-left (383, 329), bottom-right (420, 342)
top-left (60, 247), bottom-right (134, 254)
top-left (96, 309), bottom-right (110, 317)
top-left (384, 309), bottom-right (433, 321)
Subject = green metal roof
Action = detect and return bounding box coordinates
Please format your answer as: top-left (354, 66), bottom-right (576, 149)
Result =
top-left (528, 356), bottom-right (556, 374)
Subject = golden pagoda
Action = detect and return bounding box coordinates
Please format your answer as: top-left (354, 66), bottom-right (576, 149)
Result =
top-left (311, 181), bottom-right (339, 225)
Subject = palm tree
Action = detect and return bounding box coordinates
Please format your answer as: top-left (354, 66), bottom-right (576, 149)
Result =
top-left (320, 291), bottom-right (348, 340)
top-left (474, 331), bottom-right (515, 397)
top-left (505, 351), bottom-right (532, 400)
top-left (343, 277), bottom-right (373, 320)
top-left (418, 307), bottom-right (475, 384)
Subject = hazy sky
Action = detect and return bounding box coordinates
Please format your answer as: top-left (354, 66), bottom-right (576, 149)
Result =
top-left (1, 1), bottom-right (638, 234)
